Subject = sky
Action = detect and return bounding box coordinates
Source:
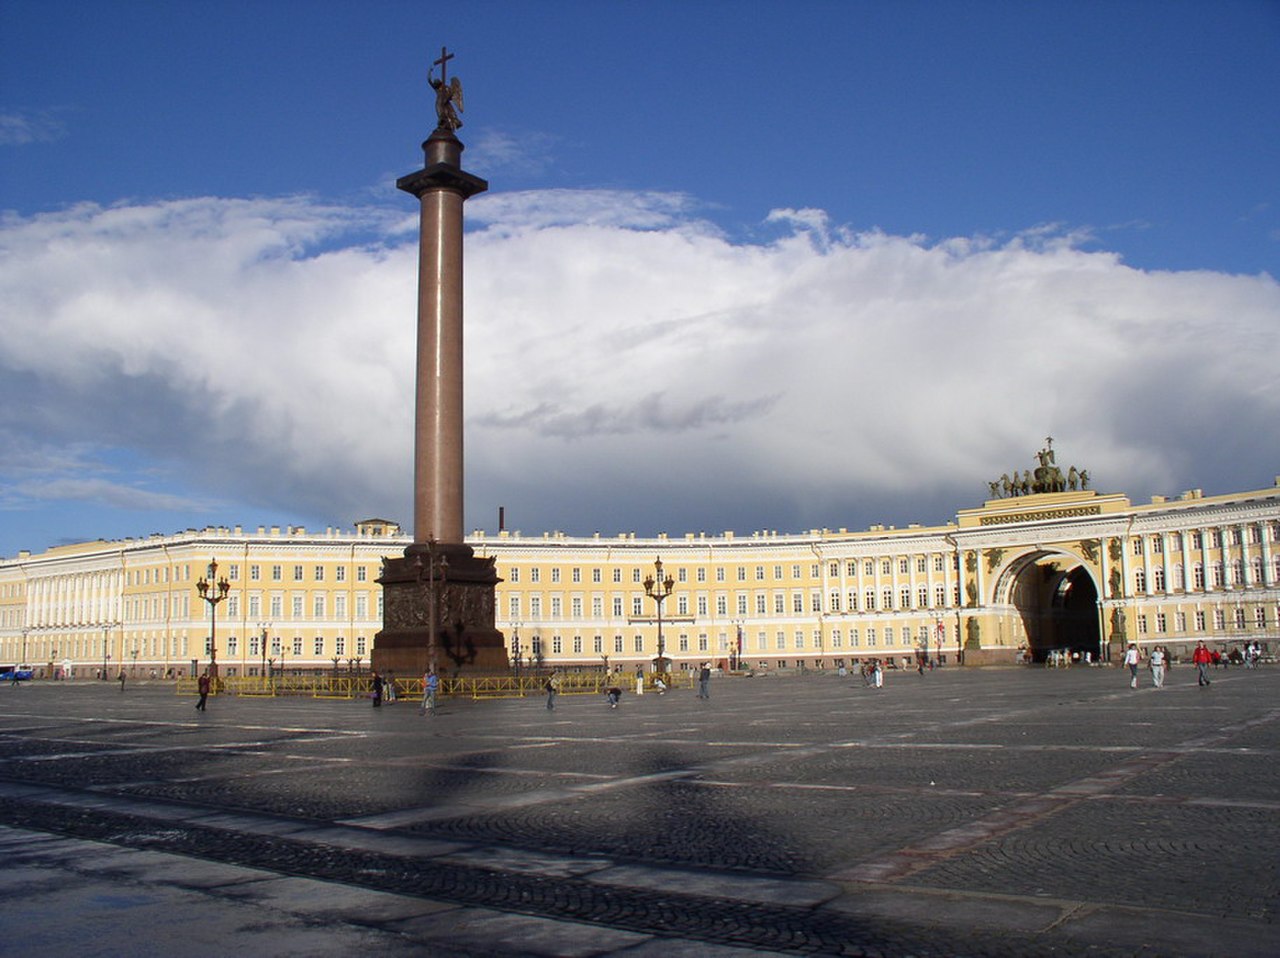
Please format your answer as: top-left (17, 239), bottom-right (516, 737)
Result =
top-left (2, 0), bottom-right (1278, 559)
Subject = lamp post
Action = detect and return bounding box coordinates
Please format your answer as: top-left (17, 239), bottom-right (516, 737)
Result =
top-left (412, 541), bottom-right (448, 675)
top-left (257, 620), bottom-right (271, 678)
top-left (196, 559), bottom-right (230, 679)
top-left (510, 622), bottom-right (523, 678)
top-left (101, 623), bottom-right (111, 680)
top-left (20, 627), bottom-right (28, 667)
top-left (643, 557), bottom-right (676, 674)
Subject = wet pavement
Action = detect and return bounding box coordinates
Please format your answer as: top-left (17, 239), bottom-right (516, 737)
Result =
top-left (0, 663), bottom-right (1276, 956)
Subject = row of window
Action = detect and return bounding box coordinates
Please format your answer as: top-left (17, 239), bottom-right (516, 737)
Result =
top-left (1131, 523), bottom-right (1278, 554)
top-left (504, 583), bottom-right (962, 620)
top-left (1133, 556), bottom-right (1279, 592)
top-left (1135, 606), bottom-right (1274, 634)
top-left (233, 564), bottom-right (371, 583)
top-left (507, 555), bottom-right (958, 585)
top-left (519, 623), bottom-right (955, 657)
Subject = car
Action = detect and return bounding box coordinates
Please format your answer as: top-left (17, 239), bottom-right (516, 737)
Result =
top-left (0, 665), bottom-right (34, 682)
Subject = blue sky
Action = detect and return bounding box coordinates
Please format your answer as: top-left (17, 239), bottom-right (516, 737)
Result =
top-left (2, 0), bottom-right (1278, 558)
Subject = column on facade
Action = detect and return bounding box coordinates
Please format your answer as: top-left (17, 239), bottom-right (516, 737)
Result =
top-left (1261, 522), bottom-right (1275, 587)
top-left (1141, 534), bottom-right (1153, 596)
top-left (1181, 530), bottom-right (1194, 593)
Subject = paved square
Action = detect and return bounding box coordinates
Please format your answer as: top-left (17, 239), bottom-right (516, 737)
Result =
top-left (0, 664), bottom-right (1275, 956)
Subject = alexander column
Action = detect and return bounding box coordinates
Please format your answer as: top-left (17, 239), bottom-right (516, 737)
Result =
top-left (374, 48), bottom-right (508, 677)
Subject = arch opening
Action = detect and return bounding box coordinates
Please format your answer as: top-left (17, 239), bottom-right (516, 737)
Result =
top-left (1001, 554), bottom-right (1101, 663)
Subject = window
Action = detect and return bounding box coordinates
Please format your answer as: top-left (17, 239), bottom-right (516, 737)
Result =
top-left (552, 636), bottom-right (562, 654)
top-left (715, 568), bottom-right (725, 581)
top-left (775, 631), bottom-right (786, 649)
top-left (293, 637), bottom-right (303, 656)
top-left (1214, 609), bottom-right (1226, 630)
top-left (334, 595), bottom-right (346, 618)
top-left (866, 627), bottom-right (876, 647)
top-left (250, 565), bottom-right (260, 581)
top-left (632, 597), bottom-right (643, 616)
top-left (314, 636), bottom-right (324, 655)
top-left (531, 568), bottom-right (540, 583)
top-left (1156, 612), bottom-right (1166, 632)
top-left (531, 596), bottom-right (542, 618)
top-left (918, 586), bottom-right (929, 608)
top-left (882, 588), bottom-right (893, 610)
top-left (634, 635), bottom-right (644, 652)
top-left (716, 595), bottom-right (727, 615)
top-left (830, 562), bottom-right (839, 577)
top-left (550, 597), bottom-right (562, 618)
top-left (792, 593), bottom-right (804, 613)
top-left (934, 555), bottom-right (945, 572)
top-left (294, 565), bottom-right (304, 581)
top-left (811, 593), bottom-right (822, 612)
top-left (634, 569), bottom-right (643, 583)
top-left (614, 635), bottom-right (624, 653)
top-left (916, 557), bottom-right (926, 573)
top-left (697, 595), bottom-right (708, 616)
top-left (292, 595), bottom-right (303, 617)
top-left (593, 597), bottom-right (603, 618)
top-left (1132, 538), bottom-right (1143, 556)
top-left (228, 636), bottom-right (238, 655)
top-left (865, 561), bottom-right (874, 575)
top-left (1256, 607), bottom-right (1267, 629)
top-left (1153, 568), bottom-right (1165, 592)
top-left (756, 566), bottom-right (766, 581)
top-left (678, 635), bottom-right (689, 652)
top-left (356, 636), bottom-right (366, 655)
top-left (1195, 610), bottom-right (1206, 631)
top-left (571, 597), bottom-right (582, 618)
top-left (756, 594), bottom-right (767, 614)
top-left (885, 627), bottom-right (894, 646)
top-left (336, 636), bottom-right (346, 655)
top-left (677, 568), bottom-right (688, 583)
top-left (774, 593), bottom-right (785, 614)
top-left (357, 566), bottom-right (367, 582)
top-left (613, 596), bottom-right (623, 617)
top-left (593, 568), bottom-right (602, 583)
top-left (850, 628), bottom-right (860, 647)
top-left (336, 567), bottom-right (346, 582)
top-left (900, 587), bottom-right (910, 609)
top-left (829, 591), bottom-right (841, 612)
top-left (314, 565), bottom-right (324, 581)
top-left (271, 565), bottom-right (282, 581)
top-left (1134, 570), bottom-right (1146, 593)
top-left (572, 568), bottom-right (581, 583)
top-left (1193, 563), bottom-right (1205, 589)
top-left (794, 630), bottom-right (804, 649)
top-left (228, 564), bottom-right (240, 580)
top-left (313, 595), bottom-right (325, 618)
top-left (1152, 537), bottom-right (1163, 554)
top-left (847, 561), bottom-right (857, 577)
top-left (270, 595), bottom-right (282, 618)
top-left (572, 636), bottom-right (582, 654)
top-left (737, 595), bottom-right (748, 615)
top-left (509, 595), bottom-right (520, 618)
top-left (1175, 611), bottom-right (1187, 632)
top-left (935, 584), bottom-right (947, 607)
top-left (881, 560), bottom-right (891, 575)
top-left (865, 590), bottom-right (876, 611)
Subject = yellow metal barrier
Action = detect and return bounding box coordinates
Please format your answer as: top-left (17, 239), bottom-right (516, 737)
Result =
top-left (175, 670), bottom-right (697, 700)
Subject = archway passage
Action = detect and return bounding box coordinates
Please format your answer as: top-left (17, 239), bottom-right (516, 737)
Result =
top-left (1008, 557), bottom-right (1101, 663)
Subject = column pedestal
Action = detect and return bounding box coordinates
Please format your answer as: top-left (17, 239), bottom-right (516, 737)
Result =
top-left (373, 543), bottom-right (509, 678)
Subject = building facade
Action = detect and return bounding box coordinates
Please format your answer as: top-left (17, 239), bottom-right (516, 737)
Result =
top-left (2, 482), bottom-right (1277, 677)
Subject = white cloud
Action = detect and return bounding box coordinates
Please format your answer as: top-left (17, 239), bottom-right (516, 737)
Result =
top-left (1, 191), bottom-right (1277, 548)
top-left (0, 110), bottom-right (67, 146)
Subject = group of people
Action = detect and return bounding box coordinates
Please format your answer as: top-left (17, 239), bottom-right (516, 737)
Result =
top-left (1123, 640), bottom-right (1267, 689)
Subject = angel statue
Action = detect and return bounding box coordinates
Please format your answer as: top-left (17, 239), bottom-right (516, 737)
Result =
top-left (429, 48), bottom-right (465, 131)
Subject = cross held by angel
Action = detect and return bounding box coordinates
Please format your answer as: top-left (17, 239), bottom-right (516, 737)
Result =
top-left (429, 46), bottom-right (465, 131)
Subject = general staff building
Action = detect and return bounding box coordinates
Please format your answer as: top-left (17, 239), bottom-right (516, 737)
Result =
top-left (2, 479), bottom-right (1277, 678)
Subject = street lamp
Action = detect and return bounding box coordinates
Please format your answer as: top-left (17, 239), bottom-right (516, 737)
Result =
top-left (196, 559), bottom-right (230, 679)
top-left (412, 541), bottom-right (449, 675)
top-left (101, 623), bottom-right (112, 680)
top-left (20, 627), bottom-right (28, 668)
top-left (643, 557), bottom-right (676, 674)
top-left (510, 621), bottom-right (523, 678)
top-left (257, 620), bottom-right (272, 678)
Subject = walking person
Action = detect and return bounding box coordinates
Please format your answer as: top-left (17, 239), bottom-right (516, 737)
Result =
top-left (194, 670), bottom-right (211, 711)
top-left (370, 670), bottom-right (383, 708)
top-left (1149, 645), bottom-right (1167, 689)
top-left (420, 669), bottom-right (438, 715)
top-left (697, 663), bottom-right (711, 699)
top-left (385, 671), bottom-right (397, 703)
top-left (1123, 643), bottom-right (1141, 689)
top-left (605, 685), bottom-right (622, 708)
top-left (118, 669), bottom-right (126, 692)
top-left (872, 658), bottom-right (884, 689)
top-left (545, 670), bottom-right (560, 710)
top-left (1193, 641), bottom-right (1212, 687)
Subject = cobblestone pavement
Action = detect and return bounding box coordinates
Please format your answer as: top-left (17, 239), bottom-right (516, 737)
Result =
top-left (0, 664), bottom-right (1276, 956)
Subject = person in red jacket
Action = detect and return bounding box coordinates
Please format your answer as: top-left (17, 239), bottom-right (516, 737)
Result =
top-left (1192, 641), bottom-right (1212, 687)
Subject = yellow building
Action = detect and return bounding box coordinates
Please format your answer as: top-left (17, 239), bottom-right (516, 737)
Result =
top-left (1, 481), bottom-right (1277, 677)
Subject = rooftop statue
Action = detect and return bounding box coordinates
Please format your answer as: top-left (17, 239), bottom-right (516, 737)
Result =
top-left (986, 437), bottom-right (1089, 499)
top-left (429, 46), bottom-right (465, 132)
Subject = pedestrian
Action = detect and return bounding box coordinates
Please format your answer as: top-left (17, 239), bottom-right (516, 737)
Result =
top-left (420, 669), bottom-right (438, 715)
top-left (1192, 641), bottom-right (1212, 687)
top-left (385, 671), bottom-right (397, 703)
top-left (545, 670), bottom-right (560, 710)
top-left (118, 669), bottom-right (126, 692)
top-left (697, 663), bottom-right (711, 699)
top-left (635, 668), bottom-right (644, 696)
top-left (195, 670), bottom-right (211, 711)
top-left (653, 676), bottom-right (667, 695)
top-left (605, 685), bottom-right (622, 708)
top-left (370, 670), bottom-right (384, 707)
top-left (872, 659), bottom-right (884, 689)
top-left (1149, 645), bottom-right (1166, 689)
top-left (1123, 643), bottom-right (1141, 689)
